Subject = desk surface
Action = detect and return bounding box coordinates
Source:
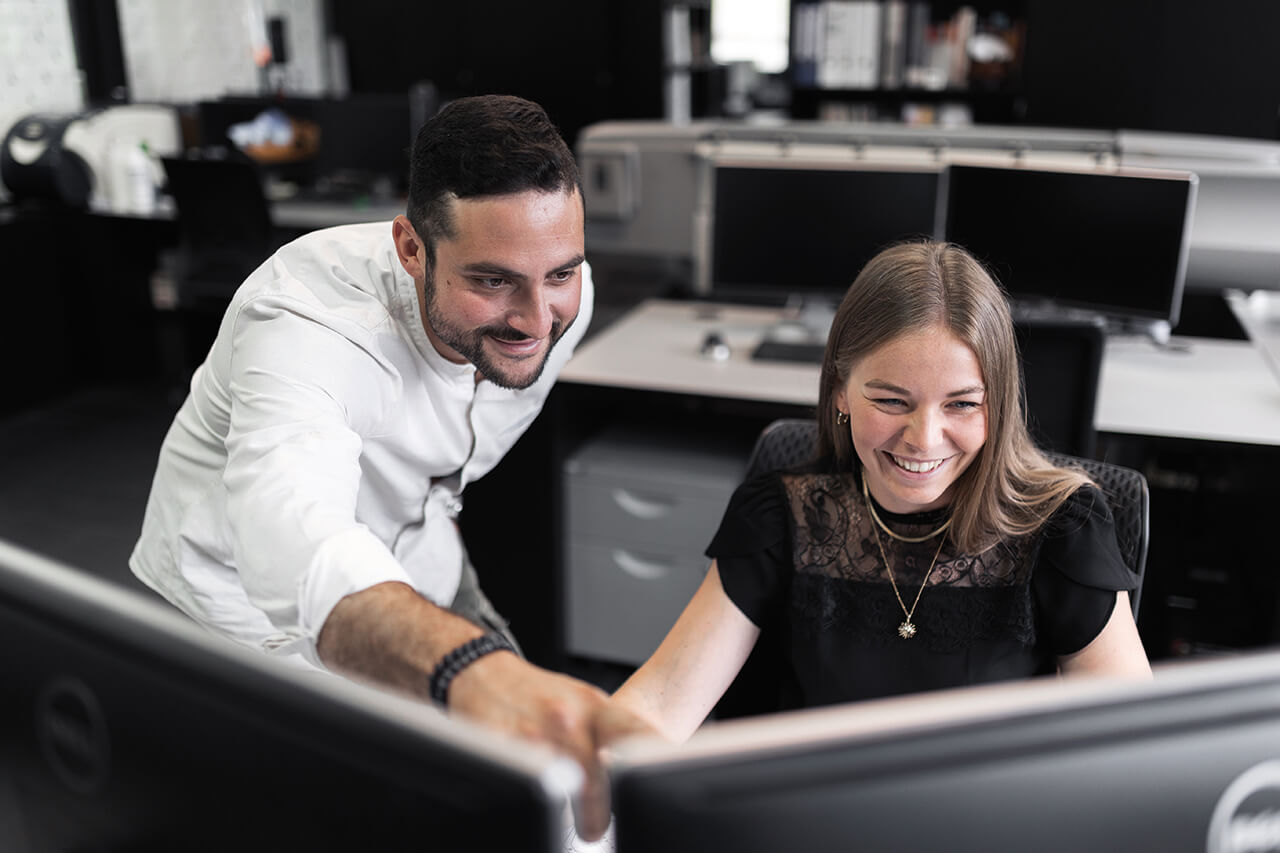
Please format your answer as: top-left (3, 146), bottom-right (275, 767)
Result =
top-left (562, 299), bottom-right (1280, 447)
top-left (271, 198), bottom-right (403, 229)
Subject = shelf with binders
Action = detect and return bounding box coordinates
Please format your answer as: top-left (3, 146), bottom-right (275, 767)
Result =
top-left (788, 0), bottom-right (1026, 124)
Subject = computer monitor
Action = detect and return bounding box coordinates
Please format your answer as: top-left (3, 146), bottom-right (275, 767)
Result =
top-left (310, 94), bottom-right (412, 194)
top-left (940, 162), bottom-right (1198, 334)
top-left (0, 539), bottom-right (577, 852)
top-left (611, 653), bottom-right (1280, 852)
top-left (698, 160), bottom-right (942, 307)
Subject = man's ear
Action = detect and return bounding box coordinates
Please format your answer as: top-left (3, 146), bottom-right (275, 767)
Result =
top-left (391, 215), bottom-right (427, 280)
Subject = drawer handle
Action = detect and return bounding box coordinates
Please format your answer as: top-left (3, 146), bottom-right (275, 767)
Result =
top-left (611, 488), bottom-right (674, 520)
top-left (612, 549), bottom-right (671, 581)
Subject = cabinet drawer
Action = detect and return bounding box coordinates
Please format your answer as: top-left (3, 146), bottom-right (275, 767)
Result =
top-left (565, 542), bottom-right (707, 665)
top-left (565, 478), bottom-right (730, 551)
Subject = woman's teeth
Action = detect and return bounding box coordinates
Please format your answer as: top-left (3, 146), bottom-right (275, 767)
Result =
top-left (892, 455), bottom-right (943, 473)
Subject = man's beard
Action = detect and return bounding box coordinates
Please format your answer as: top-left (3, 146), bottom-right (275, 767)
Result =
top-left (424, 290), bottom-right (571, 391)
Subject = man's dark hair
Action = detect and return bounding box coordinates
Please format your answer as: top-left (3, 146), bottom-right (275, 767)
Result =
top-left (405, 94), bottom-right (582, 275)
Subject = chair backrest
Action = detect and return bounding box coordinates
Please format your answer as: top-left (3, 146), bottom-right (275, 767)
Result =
top-left (742, 418), bottom-right (1149, 615)
top-left (1015, 316), bottom-right (1105, 459)
top-left (160, 153), bottom-right (275, 303)
top-left (1042, 450), bottom-right (1149, 617)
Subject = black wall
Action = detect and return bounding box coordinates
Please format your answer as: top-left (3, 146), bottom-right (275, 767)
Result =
top-left (330, 0), bottom-right (666, 148)
top-left (1021, 0), bottom-right (1280, 139)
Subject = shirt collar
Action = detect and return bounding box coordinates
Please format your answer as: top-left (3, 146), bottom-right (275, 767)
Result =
top-left (387, 241), bottom-right (478, 382)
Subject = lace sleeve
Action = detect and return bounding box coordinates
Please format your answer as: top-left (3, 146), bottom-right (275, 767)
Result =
top-left (706, 474), bottom-right (791, 629)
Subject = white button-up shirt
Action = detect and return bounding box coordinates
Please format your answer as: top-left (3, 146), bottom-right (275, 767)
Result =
top-left (130, 222), bottom-right (593, 669)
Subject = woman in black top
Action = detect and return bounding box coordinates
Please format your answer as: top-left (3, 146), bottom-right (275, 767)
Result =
top-left (608, 240), bottom-right (1151, 742)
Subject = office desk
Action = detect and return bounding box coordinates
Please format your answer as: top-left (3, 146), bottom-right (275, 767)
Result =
top-left (93, 197), bottom-right (404, 231)
top-left (563, 299), bottom-right (1280, 447)
top-left (271, 198), bottom-right (404, 230)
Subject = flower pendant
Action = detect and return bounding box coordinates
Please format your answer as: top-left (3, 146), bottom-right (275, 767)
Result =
top-left (898, 621), bottom-right (917, 639)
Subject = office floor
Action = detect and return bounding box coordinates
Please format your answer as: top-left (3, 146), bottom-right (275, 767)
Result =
top-left (0, 379), bottom-right (179, 596)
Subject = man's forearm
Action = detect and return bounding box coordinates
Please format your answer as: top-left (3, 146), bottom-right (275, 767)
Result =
top-left (315, 580), bottom-right (484, 700)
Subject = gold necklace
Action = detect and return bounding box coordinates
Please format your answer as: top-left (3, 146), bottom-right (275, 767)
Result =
top-left (864, 482), bottom-right (948, 639)
top-left (861, 475), bottom-right (952, 543)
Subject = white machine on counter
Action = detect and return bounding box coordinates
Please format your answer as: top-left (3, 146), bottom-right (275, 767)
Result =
top-left (0, 104), bottom-right (180, 214)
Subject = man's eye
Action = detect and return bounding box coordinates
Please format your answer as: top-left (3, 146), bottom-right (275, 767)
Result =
top-left (475, 277), bottom-right (506, 289)
top-left (549, 269), bottom-right (575, 284)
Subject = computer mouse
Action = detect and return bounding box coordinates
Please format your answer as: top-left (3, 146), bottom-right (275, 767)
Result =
top-left (700, 330), bottom-right (732, 361)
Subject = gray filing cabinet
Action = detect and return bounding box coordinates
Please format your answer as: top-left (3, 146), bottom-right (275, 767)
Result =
top-left (563, 428), bottom-right (749, 665)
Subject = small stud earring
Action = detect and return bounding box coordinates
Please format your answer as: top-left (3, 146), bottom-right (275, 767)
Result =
top-left (836, 411), bottom-right (849, 426)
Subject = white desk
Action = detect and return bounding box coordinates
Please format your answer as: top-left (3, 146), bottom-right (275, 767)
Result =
top-left (271, 198), bottom-right (404, 229)
top-left (563, 299), bottom-right (1280, 447)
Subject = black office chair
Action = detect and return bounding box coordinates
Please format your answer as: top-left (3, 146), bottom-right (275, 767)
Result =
top-left (714, 417), bottom-right (1150, 720)
top-left (1015, 316), bottom-right (1106, 459)
top-left (156, 153), bottom-right (280, 391)
top-left (160, 153), bottom-right (276, 309)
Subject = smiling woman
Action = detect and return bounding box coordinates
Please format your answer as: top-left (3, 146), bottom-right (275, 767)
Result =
top-left (837, 323), bottom-right (988, 515)
top-left (600, 240), bottom-right (1151, 746)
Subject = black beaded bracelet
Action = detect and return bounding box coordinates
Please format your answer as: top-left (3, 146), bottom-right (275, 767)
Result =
top-left (428, 631), bottom-right (516, 706)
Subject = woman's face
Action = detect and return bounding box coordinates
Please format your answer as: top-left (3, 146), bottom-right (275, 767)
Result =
top-left (835, 323), bottom-right (989, 514)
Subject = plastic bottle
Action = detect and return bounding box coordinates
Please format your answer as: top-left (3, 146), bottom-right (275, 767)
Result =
top-left (126, 140), bottom-right (155, 215)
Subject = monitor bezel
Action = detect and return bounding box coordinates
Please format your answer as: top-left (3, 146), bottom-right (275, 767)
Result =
top-left (0, 538), bottom-right (578, 852)
top-left (610, 652), bottom-right (1280, 852)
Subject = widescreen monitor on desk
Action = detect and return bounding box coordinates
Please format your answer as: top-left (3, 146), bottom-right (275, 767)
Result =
top-left (611, 651), bottom-right (1280, 852)
top-left (0, 539), bottom-right (578, 852)
top-left (695, 159), bottom-right (941, 307)
top-left (940, 162), bottom-right (1198, 336)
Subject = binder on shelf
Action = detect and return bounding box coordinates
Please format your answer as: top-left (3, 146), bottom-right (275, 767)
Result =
top-left (791, 1), bottom-right (821, 88)
top-left (880, 0), bottom-right (908, 89)
top-left (903, 1), bottom-right (930, 88)
top-left (857, 0), bottom-right (883, 90)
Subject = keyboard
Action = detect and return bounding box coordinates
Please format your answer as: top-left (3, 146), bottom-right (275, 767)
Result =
top-left (750, 339), bottom-right (827, 364)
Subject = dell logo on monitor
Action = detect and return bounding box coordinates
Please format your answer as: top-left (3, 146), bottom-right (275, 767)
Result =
top-left (35, 677), bottom-right (111, 795)
top-left (1209, 760), bottom-right (1280, 853)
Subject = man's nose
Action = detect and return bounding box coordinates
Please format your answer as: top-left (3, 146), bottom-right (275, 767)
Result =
top-left (508, 286), bottom-right (554, 339)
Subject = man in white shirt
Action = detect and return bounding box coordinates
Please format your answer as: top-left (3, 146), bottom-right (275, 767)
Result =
top-left (131, 94), bottom-right (644, 839)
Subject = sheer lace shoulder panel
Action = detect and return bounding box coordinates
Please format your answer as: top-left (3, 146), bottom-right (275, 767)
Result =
top-left (780, 472), bottom-right (1034, 589)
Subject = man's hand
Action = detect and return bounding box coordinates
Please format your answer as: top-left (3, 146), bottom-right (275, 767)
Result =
top-left (449, 651), bottom-right (656, 841)
top-left (318, 582), bottom-right (660, 842)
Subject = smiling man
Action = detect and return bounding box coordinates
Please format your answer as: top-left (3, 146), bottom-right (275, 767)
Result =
top-left (130, 95), bottom-right (641, 839)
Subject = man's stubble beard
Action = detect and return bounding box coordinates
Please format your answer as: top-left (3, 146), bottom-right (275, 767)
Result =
top-left (423, 278), bottom-right (572, 391)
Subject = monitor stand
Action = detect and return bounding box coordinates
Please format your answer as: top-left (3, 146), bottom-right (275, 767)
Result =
top-left (1013, 301), bottom-right (1178, 349)
top-left (750, 295), bottom-right (836, 364)
top-left (1099, 316), bottom-right (1189, 352)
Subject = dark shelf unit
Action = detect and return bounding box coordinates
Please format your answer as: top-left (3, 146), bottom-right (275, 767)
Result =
top-left (787, 1), bottom-right (1028, 124)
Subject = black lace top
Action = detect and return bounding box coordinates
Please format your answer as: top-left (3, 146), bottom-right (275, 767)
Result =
top-left (708, 466), bottom-right (1139, 709)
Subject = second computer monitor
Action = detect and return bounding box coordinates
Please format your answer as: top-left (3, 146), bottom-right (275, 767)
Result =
top-left (941, 162), bottom-right (1198, 331)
